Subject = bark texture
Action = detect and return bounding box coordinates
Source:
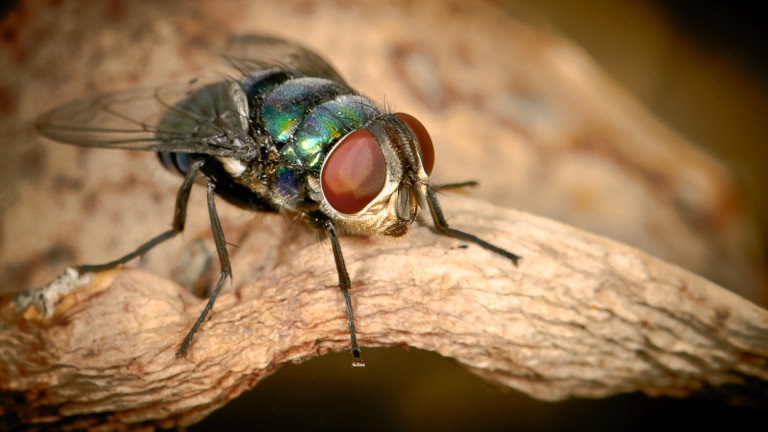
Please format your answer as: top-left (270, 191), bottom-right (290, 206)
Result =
top-left (2, 196), bottom-right (767, 429)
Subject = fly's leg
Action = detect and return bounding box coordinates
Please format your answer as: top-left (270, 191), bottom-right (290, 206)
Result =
top-left (311, 213), bottom-right (365, 367)
top-left (329, 222), bottom-right (366, 367)
top-left (76, 159), bottom-right (202, 274)
top-left (176, 180), bottom-right (232, 358)
top-left (432, 180), bottom-right (478, 191)
top-left (20, 161), bottom-right (201, 320)
top-left (423, 185), bottom-right (521, 265)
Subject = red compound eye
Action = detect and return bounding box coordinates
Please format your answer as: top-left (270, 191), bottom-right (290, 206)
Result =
top-left (322, 128), bottom-right (387, 214)
top-left (395, 112), bottom-right (434, 175)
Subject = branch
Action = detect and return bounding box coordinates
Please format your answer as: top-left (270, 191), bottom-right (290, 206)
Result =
top-left (1, 195), bottom-right (767, 430)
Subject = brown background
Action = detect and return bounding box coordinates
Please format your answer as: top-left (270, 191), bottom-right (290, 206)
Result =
top-left (1, 0), bottom-right (765, 430)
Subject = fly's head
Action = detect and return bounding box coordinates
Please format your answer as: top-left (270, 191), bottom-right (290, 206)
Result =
top-left (317, 113), bottom-right (435, 236)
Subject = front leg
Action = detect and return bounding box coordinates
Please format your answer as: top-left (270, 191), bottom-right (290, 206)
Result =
top-left (310, 212), bottom-right (365, 367)
top-left (421, 183), bottom-right (521, 265)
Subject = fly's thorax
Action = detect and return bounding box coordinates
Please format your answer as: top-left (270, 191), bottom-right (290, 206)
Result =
top-left (249, 70), bottom-right (382, 173)
top-left (316, 113), bottom-right (435, 237)
top-left (250, 75), bottom-right (385, 214)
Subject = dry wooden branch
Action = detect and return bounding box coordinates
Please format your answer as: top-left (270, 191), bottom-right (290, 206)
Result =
top-left (2, 1), bottom-right (767, 430)
top-left (2, 195), bottom-right (767, 430)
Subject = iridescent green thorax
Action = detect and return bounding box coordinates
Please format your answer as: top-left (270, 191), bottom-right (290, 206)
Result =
top-left (244, 73), bottom-right (382, 209)
top-left (259, 77), bottom-right (381, 172)
top-left (281, 95), bottom-right (381, 170)
top-left (262, 78), bottom-right (347, 142)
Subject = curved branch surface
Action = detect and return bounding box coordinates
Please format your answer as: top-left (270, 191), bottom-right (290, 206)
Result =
top-left (1, 195), bottom-right (767, 429)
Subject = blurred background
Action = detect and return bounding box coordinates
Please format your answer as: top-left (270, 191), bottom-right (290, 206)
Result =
top-left (192, 4), bottom-right (768, 430)
top-left (510, 0), bottom-right (767, 250)
top-left (1, 0), bottom-right (766, 430)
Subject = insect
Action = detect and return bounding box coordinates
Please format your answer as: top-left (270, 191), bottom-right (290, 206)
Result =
top-left (36, 35), bottom-right (520, 367)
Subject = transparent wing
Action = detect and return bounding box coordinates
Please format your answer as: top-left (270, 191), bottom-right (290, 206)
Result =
top-left (223, 34), bottom-right (346, 83)
top-left (37, 35), bottom-right (346, 156)
top-left (36, 77), bottom-right (256, 157)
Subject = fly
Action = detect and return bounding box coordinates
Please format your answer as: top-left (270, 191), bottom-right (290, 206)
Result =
top-left (35, 35), bottom-right (521, 367)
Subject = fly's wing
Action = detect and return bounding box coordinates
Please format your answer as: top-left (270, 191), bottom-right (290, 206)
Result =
top-left (37, 35), bottom-right (344, 155)
top-left (36, 77), bottom-right (256, 158)
top-left (223, 34), bottom-right (346, 83)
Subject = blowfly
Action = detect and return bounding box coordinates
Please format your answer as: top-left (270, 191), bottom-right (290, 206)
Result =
top-left (36, 35), bottom-right (521, 367)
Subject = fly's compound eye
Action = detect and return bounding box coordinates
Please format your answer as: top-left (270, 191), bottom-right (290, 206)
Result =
top-left (322, 128), bottom-right (387, 214)
top-left (395, 112), bottom-right (434, 175)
